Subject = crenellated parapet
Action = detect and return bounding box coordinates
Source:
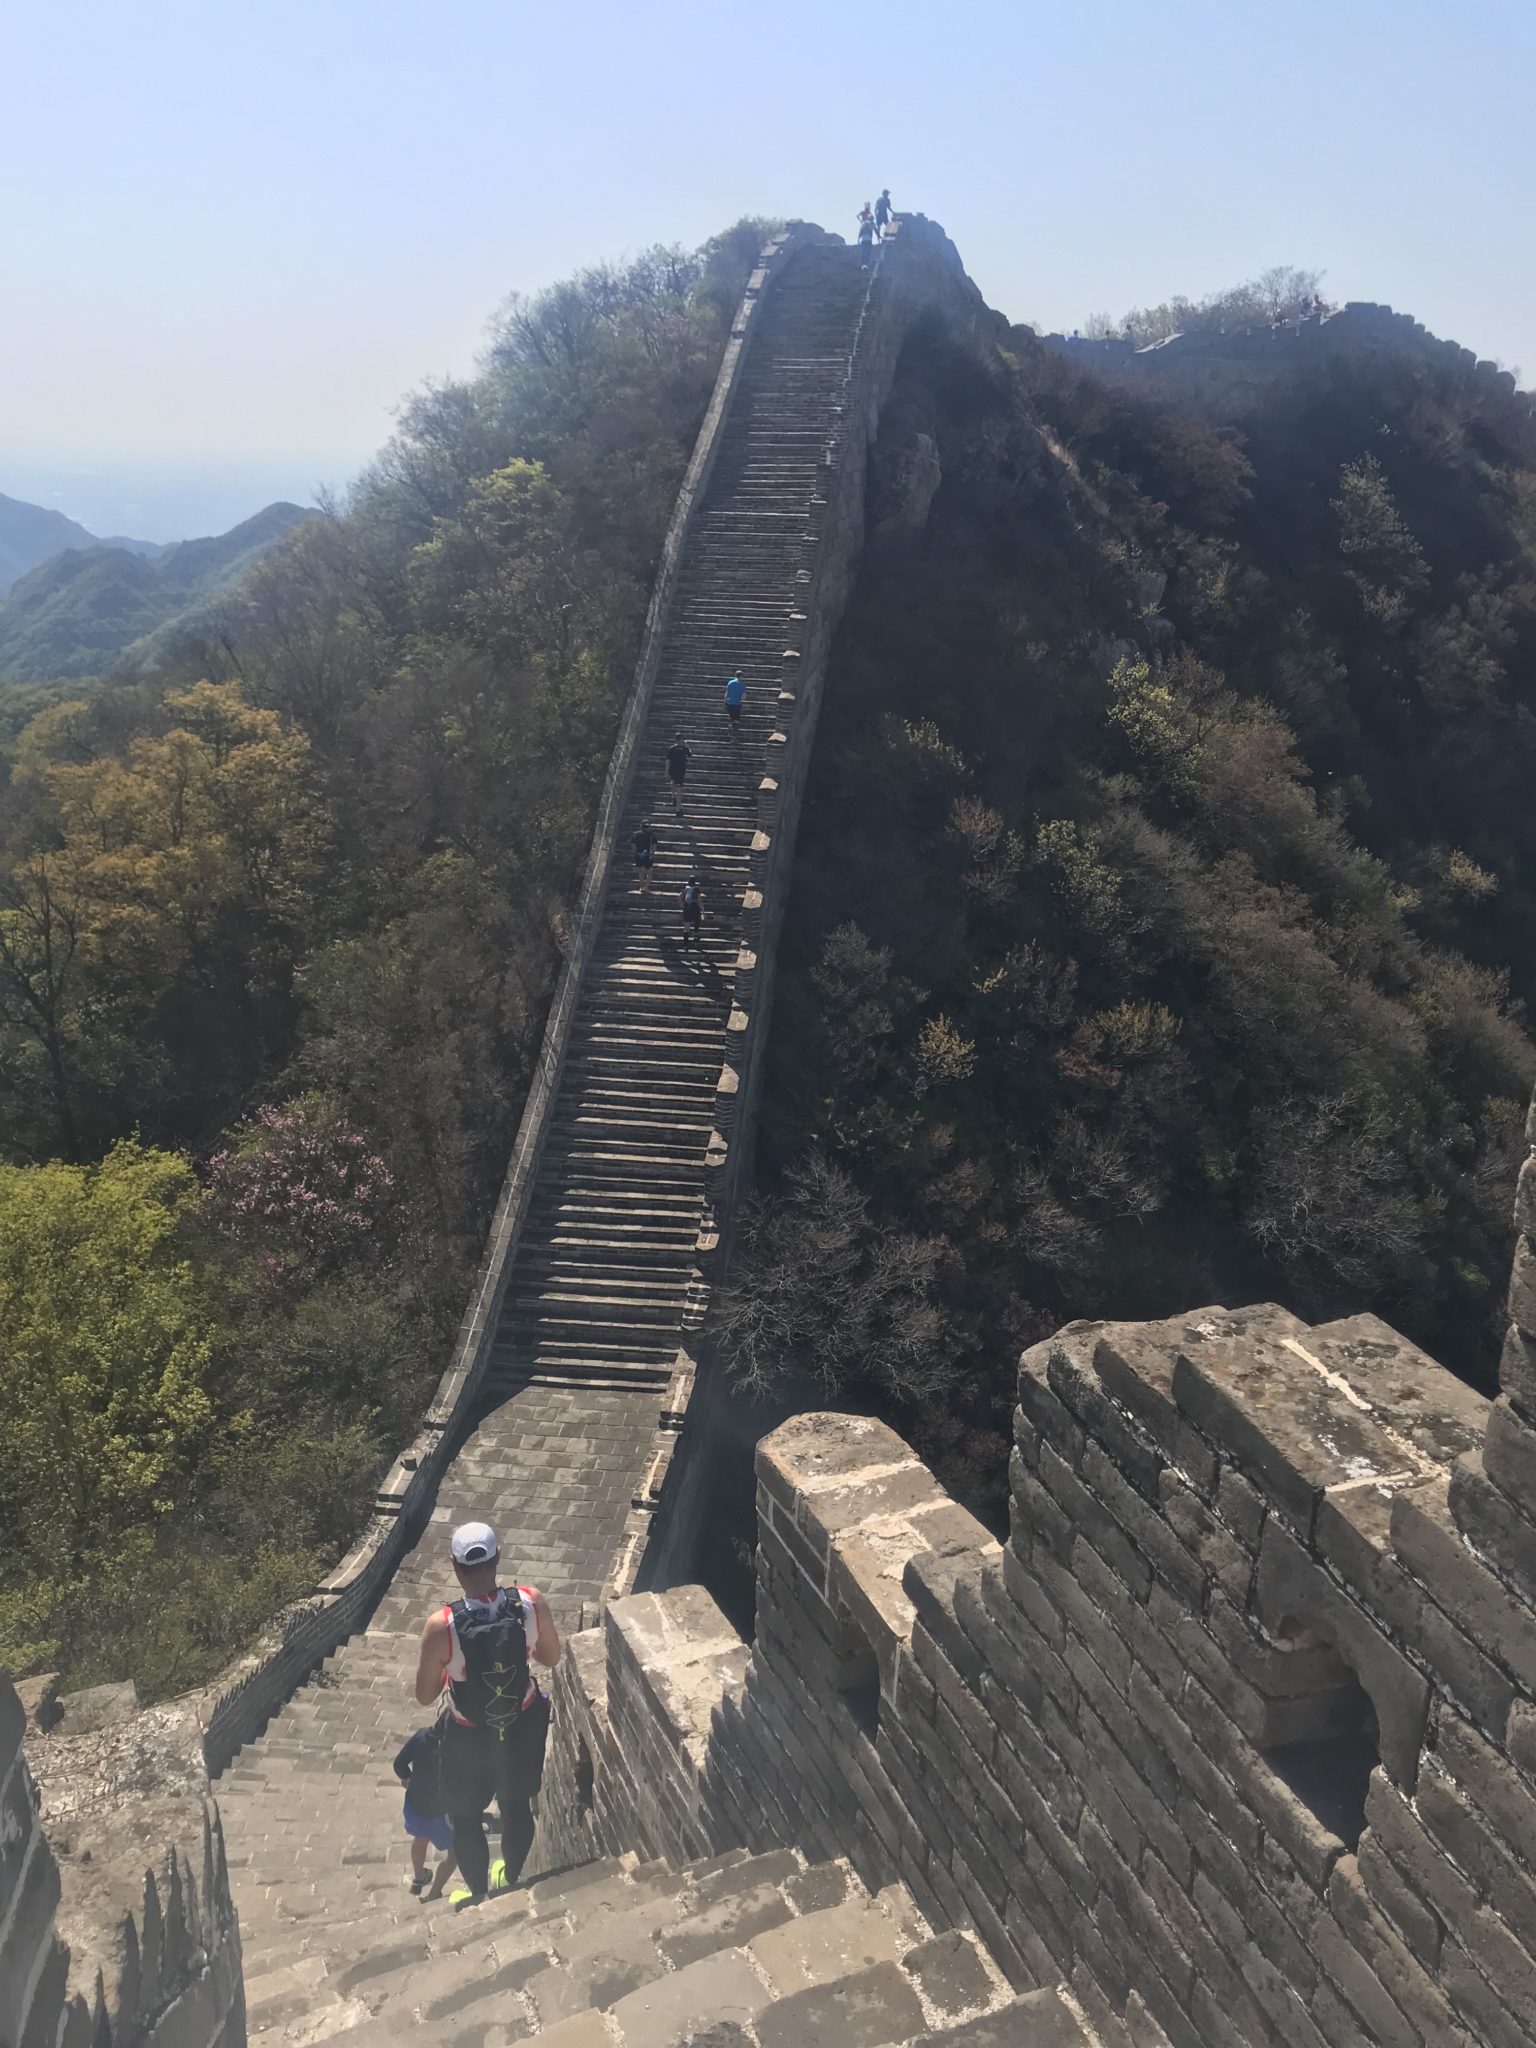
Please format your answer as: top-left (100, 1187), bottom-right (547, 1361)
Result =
top-left (548, 1268), bottom-right (1536, 2046)
top-left (1, 1677), bottom-right (243, 2048)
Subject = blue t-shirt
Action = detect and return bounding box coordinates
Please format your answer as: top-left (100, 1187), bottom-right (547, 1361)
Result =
top-left (724, 676), bottom-right (745, 707)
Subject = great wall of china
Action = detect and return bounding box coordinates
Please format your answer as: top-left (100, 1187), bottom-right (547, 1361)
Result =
top-left (8, 219), bottom-right (1536, 2048)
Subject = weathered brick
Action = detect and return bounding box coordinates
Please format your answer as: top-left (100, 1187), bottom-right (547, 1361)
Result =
top-left (1329, 1854), bottom-right (1470, 2048)
top-left (1092, 1328), bottom-right (1183, 1453)
top-left (1010, 1455), bottom-right (1073, 1563)
top-left (1131, 1668), bottom-right (1262, 1858)
top-left (989, 1547), bottom-right (1066, 1653)
top-left (1017, 1368), bottom-right (1087, 1470)
top-left (1033, 1546), bottom-right (1134, 1695)
top-left (1159, 1468), bottom-right (1253, 1606)
top-left (1215, 1465), bottom-right (1267, 1550)
top-left (1416, 1762), bottom-right (1536, 1955)
top-left (1393, 1476), bottom-right (1536, 1695)
top-left (1450, 1449), bottom-right (1536, 1609)
top-left (905, 1548), bottom-right (990, 1689)
top-left (1483, 1394), bottom-right (1536, 1513)
top-left (1356, 1833), bottom-right (1443, 1965)
top-left (1038, 1442), bottom-right (1153, 1600)
top-left (1082, 1442), bottom-right (1208, 1608)
top-left (1047, 1347), bottom-right (1165, 1498)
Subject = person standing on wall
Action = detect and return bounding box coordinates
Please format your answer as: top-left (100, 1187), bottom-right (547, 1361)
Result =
top-left (411, 1522), bottom-right (561, 1909)
top-left (724, 673), bottom-right (745, 733)
top-left (680, 876), bottom-right (704, 953)
top-left (666, 732), bottom-right (693, 818)
top-left (874, 188), bottom-right (893, 235)
top-left (856, 204), bottom-right (875, 254)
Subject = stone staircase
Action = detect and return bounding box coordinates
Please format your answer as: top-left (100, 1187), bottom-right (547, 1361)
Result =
top-left (217, 236), bottom-right (931, 2029)
top-left (236, 1840), bottom-right (1093, 2048)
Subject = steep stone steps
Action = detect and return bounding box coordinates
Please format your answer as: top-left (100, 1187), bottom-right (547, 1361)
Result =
top-left (236, 1843), bottom-right (1087, 2048)
top-left (221, 231), bottom-right (912, 2022)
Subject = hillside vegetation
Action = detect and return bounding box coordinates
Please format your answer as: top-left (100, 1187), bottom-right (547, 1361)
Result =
top-left (0, 222), bottom-right (771, 1693)
top-left (0, 502), bottom-right (308, 681)
top-left (726, 299), bottom-right (1536, 1517)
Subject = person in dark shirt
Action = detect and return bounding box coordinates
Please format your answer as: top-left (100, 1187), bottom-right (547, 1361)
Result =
top-left (633, 819), bottom-right (658, 894)
top-left (666, 734), bottom-right (693, 817)
top-left (393, 1725), bottom-right (458, 1899)
top-left (680, 876), bottom-right (704, 952)
top-left (874, 188), bottom-right (893, 233)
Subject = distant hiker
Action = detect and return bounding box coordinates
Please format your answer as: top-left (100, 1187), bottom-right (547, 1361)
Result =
top-left (412, 1521), bottom-right (561, 1910)
top-left (633, 819), bottom-right (658, 894)
top-left (680, 876), bottom-right (704, 951)
top-left (666, 733), bottom-right (693, 817)
top-left (856, 204), bottom-right (875, 253)
top-left (393, 1726), bottom-right (458, 1900)
top-left (724, 673), bottom-right (745, 729)
top-left (874, 188), bottom-right (892, 232)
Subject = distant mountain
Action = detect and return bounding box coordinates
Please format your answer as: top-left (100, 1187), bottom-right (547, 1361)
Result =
top-left (0, 502), bottom-right (310, 682)
top-left (0, 492), bottom-right (161, 597)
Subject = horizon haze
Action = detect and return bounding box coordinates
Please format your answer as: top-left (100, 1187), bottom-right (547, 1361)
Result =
top-left (3, 0), bottom-right (1532, 540)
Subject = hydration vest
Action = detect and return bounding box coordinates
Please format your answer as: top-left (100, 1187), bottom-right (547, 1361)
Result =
top-left (447, 1593), bottom-right (530, 1742)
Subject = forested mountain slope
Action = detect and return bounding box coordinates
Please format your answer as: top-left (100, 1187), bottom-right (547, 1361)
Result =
top-left (0, 490), bottom-right (163, 598)
top-left (728, 306), bottom-right (1536, 1517)
top-left (0, 222), bottom-right (771, 1692)
top-left (0, 501), bottom-right (308, 681)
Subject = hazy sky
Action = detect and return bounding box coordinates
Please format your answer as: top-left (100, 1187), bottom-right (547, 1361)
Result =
top-left (3, 0), bottom-right (1532, 541)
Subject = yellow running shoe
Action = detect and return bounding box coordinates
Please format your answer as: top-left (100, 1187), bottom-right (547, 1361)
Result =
top-left (487, 1858), bottom-right (510, 1896)
top-left (448, 1884), bottom-right (484, 1911)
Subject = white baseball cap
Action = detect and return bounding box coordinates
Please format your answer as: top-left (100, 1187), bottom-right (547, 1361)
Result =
top-left (450, 1521), bottom-right (498, 1565)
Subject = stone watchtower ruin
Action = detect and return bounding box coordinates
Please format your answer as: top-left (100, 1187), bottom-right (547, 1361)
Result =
top-left (8, 222), bottom-right (1536, 2048)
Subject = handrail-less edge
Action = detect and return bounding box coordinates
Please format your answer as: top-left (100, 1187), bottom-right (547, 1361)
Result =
top-left (194, 222), bottom-right (831, 1774)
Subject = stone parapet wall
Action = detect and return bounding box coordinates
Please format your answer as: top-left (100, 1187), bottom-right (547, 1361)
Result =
top-left (191, 222), bottom-right (836, 1768)
top-left (1, 1677), bottom-right (242, 2048)
top-left (548, 1295), bottom-right (1536, 2048)
top-left (1042, 303), bottom-right (1533, 424)
top-left (630, 215), bottom-right (1007, 1593)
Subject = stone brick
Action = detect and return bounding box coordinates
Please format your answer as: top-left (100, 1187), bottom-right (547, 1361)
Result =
top-left (1215, 1466), bottom-right (1267, 1550)
top-left (1091, 1326), bottom-right (1184, 1452)
top-left (1356, 1832), bottom-right (1442, 1965)
top-left (1416, 1763), bottom-right (1536, 1955)
top-left (1009, 1458), bottom-right (1073, 1564)
top-left (1392, 1476), bottom-right (1536, 1695)
top-left (1449, 1449), bottom-right (1536, 1609)
top-left (1037, 1445), bottom-right (1153, 1600)
top-left (1047, 1347), bottom-right (1165, 1498)
top-left (1500, 1320), bottom-right (1536, 1420)
top-left (1017, 1369), bottom-right (1087, 1471)
top-left (1328, 1854), bottom-right (1470, 2048)
top-left (1158, 1469), bottom-right (1252, 1607)
top-left (1484, 1394), bottom-right (1536, 1517)
top-left (1081, 1444), bottom-right (1207, 1608)
top-left (1508, 1232), bottom-right (1536, 1338)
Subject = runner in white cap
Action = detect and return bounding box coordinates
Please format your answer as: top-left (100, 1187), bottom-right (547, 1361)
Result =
top-left (411, 1520), bottom-right (561, 1906)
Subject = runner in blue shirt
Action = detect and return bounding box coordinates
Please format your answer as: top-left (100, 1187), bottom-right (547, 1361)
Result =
top-left (724, 674), bottom-right (746, 730)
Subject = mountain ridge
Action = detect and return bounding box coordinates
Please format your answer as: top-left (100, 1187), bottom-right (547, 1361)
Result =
top-left (0, 500), bottom-right (310, 681)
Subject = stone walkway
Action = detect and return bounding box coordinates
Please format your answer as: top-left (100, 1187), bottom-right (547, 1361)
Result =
top-left (216, 238), bottom-right (887, 1970)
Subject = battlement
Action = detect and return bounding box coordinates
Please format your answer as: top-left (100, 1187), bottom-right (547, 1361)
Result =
top-left (546, 1291), bottom-right (1536, 2047)
top-left (1, 1682), bottom-right (242, 2048)
top-left (1041, 302), bottom-right (1532, 420)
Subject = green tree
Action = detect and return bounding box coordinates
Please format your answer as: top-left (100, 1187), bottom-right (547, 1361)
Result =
top-left (0, 1142), bottom-right (217, 1587)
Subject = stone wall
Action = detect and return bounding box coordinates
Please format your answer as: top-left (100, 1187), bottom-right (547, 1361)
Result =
top-left (631, 215), bottom-right (1008, 1593)
top-left (1, 1676), bottom-right (242, 2048)
top-left (1042, 303), bottom-right (1533, 425)
top-left (547, 1293), bottom-right (1536, 2048)
top-left (192, 221), bottom-right (836, 1764)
